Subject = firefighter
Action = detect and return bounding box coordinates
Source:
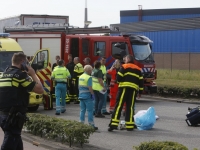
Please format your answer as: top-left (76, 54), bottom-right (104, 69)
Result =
top-left (0, 53), bottom-right (44, 150)
top-left (72, 57), bottom-right (84, 104)
top-left (51, 60), bottom-right (71, 115)
top-left (79, 65), bottom-right (98, 130)
top-left (107, 59), bottom-right (124, 113)
top-left (100, 57), bottom-right (110, 115)
top-left (66, 54), bottom-right (75, 103)
top-left (108, 55), bottom-right (143, 131)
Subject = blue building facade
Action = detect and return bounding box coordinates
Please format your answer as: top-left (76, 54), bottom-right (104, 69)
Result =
top-left (120, 8), bottom-right (200, 53)
top-left (116, 8), bottom-right (200, 69)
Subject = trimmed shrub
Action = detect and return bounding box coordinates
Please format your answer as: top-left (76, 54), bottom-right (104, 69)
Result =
top-left (133, 141), bottom-right (188, 150)
top-left (157, 85), bottom-right (200, 99)
top-left (24, 113), bottom-right (95, 147)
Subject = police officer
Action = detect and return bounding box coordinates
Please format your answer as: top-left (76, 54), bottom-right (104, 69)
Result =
top-left (108, 55), bottom-right (144, 131)
top-left (79, 65), bottom-right (98, 130)
top-left (51, 60), bottom-right (71, 115)
top-left (72, 57), bottom-right (84, 104)
top-left (66, 54), bottom-right (75, 103)
top-left (0, 52), bottom-right (44, 150)
top-left (100, 57), bottom-right (110, 115)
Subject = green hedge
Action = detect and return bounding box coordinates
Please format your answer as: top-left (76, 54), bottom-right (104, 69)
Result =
top-left (133, 141), bottom-right (188, 150)
top-left (157, 85), bottom-right (200, 99)
top-left (24, 113), bottom-right (95, 147)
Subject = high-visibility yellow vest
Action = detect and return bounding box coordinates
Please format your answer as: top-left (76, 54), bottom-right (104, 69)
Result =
top-left (73, 63), bottom-right (84, 79)
top-left (79, 73), bottom-right (91, 94)
top-left (51, 66), bottom-right (70, 83)
top-left (92, 76), bottom-right (103, 91)
top-left (100, 65), bottom-right (106, 82)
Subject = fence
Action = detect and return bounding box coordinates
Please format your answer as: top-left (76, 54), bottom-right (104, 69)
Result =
top-left (153, 52), bottom-right (200, 71)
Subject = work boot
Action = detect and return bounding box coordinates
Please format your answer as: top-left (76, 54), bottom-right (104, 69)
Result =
top-left (102, 112), bottom-right (110, 115)
top-left (108, 126), bottom-right (118, 132)
top-left (95, 113), bottom-right (105, 118)
top-left (126, 128), bottom-right (134, 131)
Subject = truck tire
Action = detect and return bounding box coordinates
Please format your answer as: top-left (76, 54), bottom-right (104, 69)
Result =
top-left (27, 104), bottom-right (39, 111)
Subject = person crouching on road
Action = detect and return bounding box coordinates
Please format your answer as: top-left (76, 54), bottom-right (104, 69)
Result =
top-left (92, 61), bottom-right (106, 118)
top-left (108, 55), bottom-right (144, 131)
top-left (79, 65), bottom-right (98, 130)
top-left (51, 60), bottom-right (71, 115)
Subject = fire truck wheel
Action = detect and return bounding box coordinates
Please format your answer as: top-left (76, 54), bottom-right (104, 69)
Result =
top-left (27, 104), bottom-right (39, 111)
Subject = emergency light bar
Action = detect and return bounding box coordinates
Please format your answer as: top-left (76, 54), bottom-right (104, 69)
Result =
top-left (0, 33), bottom-right (10, 37)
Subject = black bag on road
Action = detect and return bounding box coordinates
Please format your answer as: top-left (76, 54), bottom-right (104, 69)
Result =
top-left (185, 106), bottom-right (200, 126)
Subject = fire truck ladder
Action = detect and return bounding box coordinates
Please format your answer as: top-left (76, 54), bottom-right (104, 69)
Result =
top-left (3, 24), bottom-right (119, 34)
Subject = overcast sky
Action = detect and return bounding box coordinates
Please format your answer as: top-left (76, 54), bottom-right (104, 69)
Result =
top-left (1, 0), bottom-right (200, 27)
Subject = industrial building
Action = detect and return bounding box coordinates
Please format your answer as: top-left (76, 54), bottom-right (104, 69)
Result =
top-left (111, 7), bottom-right (200, 70)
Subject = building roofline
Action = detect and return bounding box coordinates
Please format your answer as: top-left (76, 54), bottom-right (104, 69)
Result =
top-left (120, 7), bottom-right (200, 16)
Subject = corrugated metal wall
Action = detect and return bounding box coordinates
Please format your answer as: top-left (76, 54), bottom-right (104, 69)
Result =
top-left (133, 29), bottom-right (200, 53)
top-left (120, 14), bottom-right (200, 23)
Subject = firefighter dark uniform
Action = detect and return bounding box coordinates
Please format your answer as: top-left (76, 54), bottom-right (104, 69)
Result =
top-left (73, 63), bottom-right (84, 104)
top-left (108, 63), bottom-right (143, 131)
top-left (0, 66), bottom-right (36, 150)
top-left (66, 61), bottom-right (75, 102)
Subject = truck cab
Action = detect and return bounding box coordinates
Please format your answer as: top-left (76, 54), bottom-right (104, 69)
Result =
top-left (63, 34), bottom-right (157, 94)
top-left (0, 33), bottom-right (45, 111)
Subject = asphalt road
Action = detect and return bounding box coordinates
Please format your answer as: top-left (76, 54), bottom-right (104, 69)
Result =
top-left (35, 97), bottom-right (200, 150)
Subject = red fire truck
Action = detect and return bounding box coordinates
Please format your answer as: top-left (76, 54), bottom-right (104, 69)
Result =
top-left (4, 25), bottom-right (157, 110)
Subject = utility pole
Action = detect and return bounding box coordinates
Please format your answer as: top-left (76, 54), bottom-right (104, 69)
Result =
top-left (84, 0), bottom-right (91, 28)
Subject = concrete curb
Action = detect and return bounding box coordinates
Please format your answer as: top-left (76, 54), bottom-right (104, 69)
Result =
top-left (21, 131), bottom-right (107, 150)
top-left (142, 95), bottom-right (200, 104)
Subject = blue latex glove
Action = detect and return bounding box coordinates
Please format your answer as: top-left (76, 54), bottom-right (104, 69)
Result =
top-left (91, 94), bottom-right (95, 101)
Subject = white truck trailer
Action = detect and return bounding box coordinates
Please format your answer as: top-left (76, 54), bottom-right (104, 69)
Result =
top-left (0, 14), bottom-right (69, 32)
top-left (0, 14), bottom-right (69, 65)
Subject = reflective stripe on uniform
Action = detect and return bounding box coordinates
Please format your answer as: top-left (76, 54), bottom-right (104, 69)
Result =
top-left (114, 88), bottom-right (126, 120)
top-left (0, 81), bottom-right (12, 87)
top-left (119, 82), bottom-right (139, 89)
top-left (130, 90), bottom-right (135, 124)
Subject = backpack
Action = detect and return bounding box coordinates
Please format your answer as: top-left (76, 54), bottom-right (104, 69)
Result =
top-left (185, 106), bottom-right (200, 126)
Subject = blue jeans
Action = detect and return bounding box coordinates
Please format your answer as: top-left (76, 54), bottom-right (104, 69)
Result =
top-left (0, 115), bottom-right (23, 150)
top-left (101, 82), bottom-right (108, 113)
top-left (94, 90), bottom-right (104, 114)
top-left (80, 99), bottom-right (95, 126)
top-left (55, 83), bottom-right (67, 113)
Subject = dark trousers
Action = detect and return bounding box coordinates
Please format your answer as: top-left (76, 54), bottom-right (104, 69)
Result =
top-left (0, 115), bottom-right (23, 150)
top-left (93, 90), bottom-right (104, 114)
top-left (109, 88), bottom-right (136, 129)
top-left (74, 79), bottom-right (79, 102)
top-left (67, 79), bottom-right (75, 101)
